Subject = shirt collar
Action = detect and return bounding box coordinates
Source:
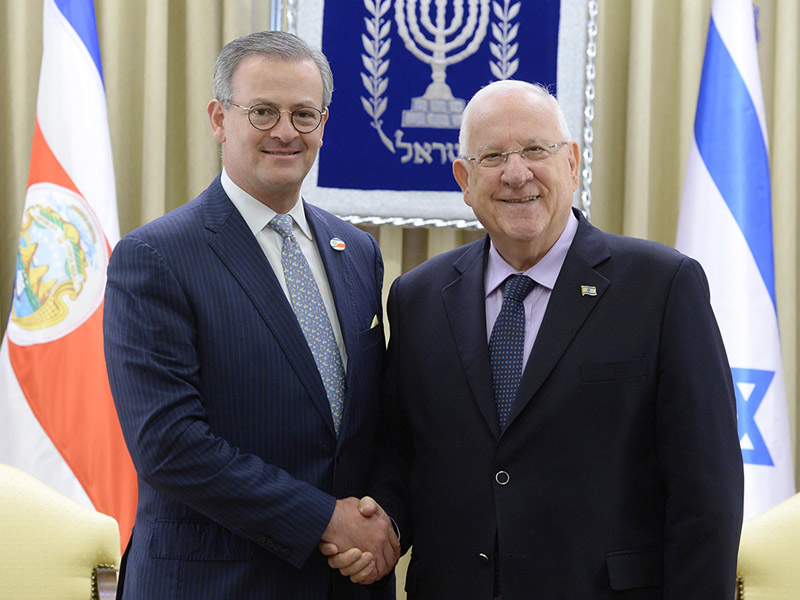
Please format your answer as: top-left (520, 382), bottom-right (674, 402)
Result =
top-left (485, 210), bottom-right (579, 297)
top-left (220, 168), bottom-right (313, 240)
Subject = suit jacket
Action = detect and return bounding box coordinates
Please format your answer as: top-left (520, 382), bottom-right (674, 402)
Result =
top-left (372, 210), bottom-right (743, 599)
top-left (104, 175), bottom-right (392, 600)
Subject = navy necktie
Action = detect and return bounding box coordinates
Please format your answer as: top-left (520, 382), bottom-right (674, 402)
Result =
top-left (269, 214), bottom-right (345, 435)
top-left (489, 274), bottom-right (536, 429)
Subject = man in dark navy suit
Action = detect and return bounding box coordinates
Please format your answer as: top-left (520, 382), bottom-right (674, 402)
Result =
top-left (327, 81), bottom-right (744, 599)
top-left (104, 31), bottom-right (398, 599)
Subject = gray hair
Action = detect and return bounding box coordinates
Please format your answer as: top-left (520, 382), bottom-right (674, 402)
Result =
top-left (458, 80), bottom-right (571, 156)
top-left (213, 30), bottom-right (333, 108)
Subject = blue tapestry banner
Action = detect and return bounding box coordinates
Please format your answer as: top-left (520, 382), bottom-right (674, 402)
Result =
top-left (319, 0), bottom-right (559, 192)
top-left (297, 0), bottom-right (588, 223)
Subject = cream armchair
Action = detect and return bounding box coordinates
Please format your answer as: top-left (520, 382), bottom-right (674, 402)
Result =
top-left (0, 463), bottom-right (121, 599)
top-left (737, 492), bottom-right (800, 599)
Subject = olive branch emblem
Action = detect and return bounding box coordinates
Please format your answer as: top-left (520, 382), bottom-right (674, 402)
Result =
top-left (360, 0), bottom-right (395, 152)
top-left (489, 0), bottom-right (520, 79)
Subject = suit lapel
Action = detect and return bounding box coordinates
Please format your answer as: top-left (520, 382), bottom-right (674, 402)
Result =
top-left (304, 203), bottom-right (356, 356)
top-left (441, 237), bottom-right (500, 439)
top-left (202, 179), bottom-right (335, 434)
top-left (506, 212), bottom-right (611, 430)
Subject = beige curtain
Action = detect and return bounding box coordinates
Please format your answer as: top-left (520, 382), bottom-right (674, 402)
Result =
top-left (1, 2), bottom-right (799, 590)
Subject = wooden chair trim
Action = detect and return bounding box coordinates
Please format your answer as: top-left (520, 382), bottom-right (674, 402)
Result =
top-left (93, 564), bottom-right (118, 600)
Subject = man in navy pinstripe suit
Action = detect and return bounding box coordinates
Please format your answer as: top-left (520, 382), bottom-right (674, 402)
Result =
top-left (104, 31), bottom-right (398, 599)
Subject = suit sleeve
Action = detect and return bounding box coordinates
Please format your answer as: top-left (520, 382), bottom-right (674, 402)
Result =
top-left (656, 256), bottom-right (744, 599)
top-left (369, 277), bottom-right (415, 553)
top-left (103, 235), bottom-right (335, 569)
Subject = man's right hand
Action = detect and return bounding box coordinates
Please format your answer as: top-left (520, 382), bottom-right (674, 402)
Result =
top-left (319, 496), bottom-right (400, 584)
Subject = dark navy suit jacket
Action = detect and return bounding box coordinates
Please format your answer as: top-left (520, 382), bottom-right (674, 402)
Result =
top-left (104, 176), bottom-right (391, 599)
top-left (372, 210), bottom-right (743, 599)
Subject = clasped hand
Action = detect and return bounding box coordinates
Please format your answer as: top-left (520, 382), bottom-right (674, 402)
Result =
top-left (319, 496), bottom-right (400, 584)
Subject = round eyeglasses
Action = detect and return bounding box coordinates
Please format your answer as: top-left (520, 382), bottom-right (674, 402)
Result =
top-left (464, 141), bottom-right (569, 170)
top-left (228, 102), bottom-right (326, 134)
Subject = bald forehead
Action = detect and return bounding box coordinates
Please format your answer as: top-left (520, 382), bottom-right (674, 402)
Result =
top-left (462, 89), bottom-right (559, 154)
top-left (471, 88), bottom-right (549, 118)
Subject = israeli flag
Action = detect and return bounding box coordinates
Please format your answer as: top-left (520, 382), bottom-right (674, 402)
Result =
top-left (676, 0), bottom-right (795, 519)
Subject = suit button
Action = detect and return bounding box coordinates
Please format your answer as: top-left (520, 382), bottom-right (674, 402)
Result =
top-left (478, 553), bottom-right (490, 564)
top-left (256, 535), bottom-right (267, 545)
top-left (495, 470), bottom-right (510, 485)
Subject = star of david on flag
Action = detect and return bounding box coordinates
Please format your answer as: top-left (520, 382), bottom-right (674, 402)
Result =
top-left (732, 368), bottom-right (775, 467)
top-left (676, 0), bottom-right (795, 519)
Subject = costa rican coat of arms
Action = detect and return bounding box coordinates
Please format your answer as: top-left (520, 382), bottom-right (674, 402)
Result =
top-left (9, 183), bottom-right (107, 345)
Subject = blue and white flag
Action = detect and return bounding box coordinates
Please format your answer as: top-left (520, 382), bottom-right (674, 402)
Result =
top-left (676, 0), bottom-right (795, 519)
top-left (296, 0), bottom-right (589, 223)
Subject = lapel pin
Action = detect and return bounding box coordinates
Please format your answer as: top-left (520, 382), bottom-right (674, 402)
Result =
top-left (581, 285), bottom-right (597, 297)
top-left (330, 238), bottom-right (346, 251)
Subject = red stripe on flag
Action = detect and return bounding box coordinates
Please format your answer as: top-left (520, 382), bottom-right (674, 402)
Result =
top-left (8, 306), bottom-right (136, 547)
top-left (27, 119), bottom-right (81, 193)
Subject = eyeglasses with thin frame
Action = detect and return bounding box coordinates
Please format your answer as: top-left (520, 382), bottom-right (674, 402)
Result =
top-left (228, 101), bottom-right (326, 134)
top-left (464, 141), bottom-right (569, 171)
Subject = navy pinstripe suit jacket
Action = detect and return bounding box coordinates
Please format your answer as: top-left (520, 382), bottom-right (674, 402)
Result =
top-left (104, 175), bottom-right (392, 599)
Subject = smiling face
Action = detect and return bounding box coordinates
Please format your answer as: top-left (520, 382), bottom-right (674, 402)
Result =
top-left (453, 89), bottom-right (579, 271)
top-left (208, 55), bottom-right (327, 212)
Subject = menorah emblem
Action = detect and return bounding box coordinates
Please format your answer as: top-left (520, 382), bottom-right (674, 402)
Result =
top-left (395, 0), bottom-right (491, 129)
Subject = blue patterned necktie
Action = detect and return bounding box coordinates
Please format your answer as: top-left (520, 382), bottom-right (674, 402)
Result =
top-left (489, 274), bottom-right (536, 429)
top-left (269, 214), bottom-right (345, 435)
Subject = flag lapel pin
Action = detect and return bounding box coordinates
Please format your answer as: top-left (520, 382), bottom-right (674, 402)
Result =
top-left (581, 285), bottom-right (597, 297)
top-left (330, 238), bottom-right (346, 251)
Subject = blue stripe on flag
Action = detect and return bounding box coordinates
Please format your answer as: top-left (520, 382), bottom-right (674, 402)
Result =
top-left (695, 17), bottom-right (775, 308)
top-left (53, 0), bottom-right (104, 84)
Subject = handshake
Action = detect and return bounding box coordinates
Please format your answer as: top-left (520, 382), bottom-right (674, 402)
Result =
top-left (318, 496), bottom-right (401, 585)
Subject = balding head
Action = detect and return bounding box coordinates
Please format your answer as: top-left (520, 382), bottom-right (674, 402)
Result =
top-left (458, 81), bottom-right (571, 158)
